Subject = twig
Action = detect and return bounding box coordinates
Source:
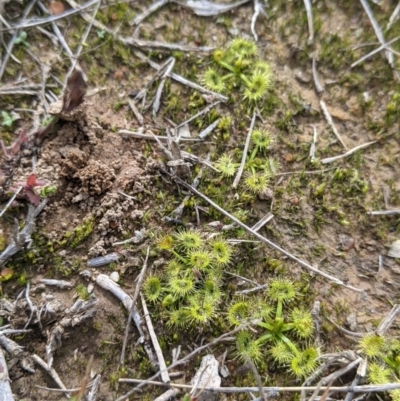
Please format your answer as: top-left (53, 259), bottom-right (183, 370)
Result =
top-left (0, 0), bottom-right (37, 81)
top-left (153, 389), bottom-right (180, 401)
top-left (32, 354), bottom-right (67, 392)
top-left (118, 129), bottom-right (202, 142)
top-left (309, 124), bottom-right (318, 163)
top-left (0, 200), bottom-right (48, 266)
top-left (235, 283), bottom-right (268, 295)
top-left (303, 0), bottom-right (314, 45)
top-left (137, 51), bottom-right (228, 102)
top-left (115, 325), bottom-right (248, 401)
top-left (320, 140), bottom-right (376, 164)
top-left (68, 0), bottom-right (101, 73)
top-left (311, 300), bottom-right (321, 347)
top-left (359, 0), bottom-right (396, 72)
top-left (153, 57), bottom-right (175, 116)
top-left (351, 35), bottom-right (400, 68)
top-left (175, 101), bottom-right (220, 136)
top-left (0, 186), bottom-right (22, 217)
top-left (164, 170), bottom-right (363, 292)
top-left (376, 304), bottom-right (400, 335)
top-left (87, 374), bottom-right (101, 401)
top-left (251, 0), bottom-right (265, 42)
top-left (312, 54), bottom-right (324, 95)
top-left (119, 247), bottom-right (150, 367)
top-left (308, 358), bottom-right (362, 401)
top-left (38, 279), bottom-right (73, 289)
top-left (233, 110), bottom-right (256, 188)
top-left (130, 0), bottom-right (169, 26)
top-left (326, 317), bottom-right (365, 338)
top-left (0, 347), bottom-right (14, 401)
top-left (246, 357), bottom-right (267, 401)
top-left (368, 209), bottom-right (400, 215)
top-left (387, 2), bottom-right (400, 31)
top-left (198, 119), bottom-right (220, 140)
top-left (320, 100), bottom-right (347, 149)
top-left (3, 0), bottom-right (100, 31)
top-left (140, 293), bottom-right (170, 383)
top-left (251, 212), bottom-right (274, 232)
top-left (117, 379), bottom-right (400, 394)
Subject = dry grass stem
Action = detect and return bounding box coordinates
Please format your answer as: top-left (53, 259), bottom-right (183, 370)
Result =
top-left (320, 141), bottom-right (376, 164)
top-left (320, 100), bottom-right (347, 149)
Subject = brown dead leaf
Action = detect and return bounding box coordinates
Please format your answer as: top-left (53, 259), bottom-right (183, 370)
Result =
top-left (62, 69), bottom-right (87, 113)
top-left (49, 1), bottom-right (65, 15)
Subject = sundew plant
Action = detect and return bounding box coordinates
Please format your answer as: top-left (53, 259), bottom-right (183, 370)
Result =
top-left (143, 228), bottom-right (232, 327)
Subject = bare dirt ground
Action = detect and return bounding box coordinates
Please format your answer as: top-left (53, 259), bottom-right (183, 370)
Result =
top-left (0, 0), bottom-right (400, 400)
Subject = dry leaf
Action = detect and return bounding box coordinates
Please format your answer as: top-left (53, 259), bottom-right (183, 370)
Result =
top-left (49, 1), bottom-right (65, 15)
top-left (62, 69), bottom-right (87, 113)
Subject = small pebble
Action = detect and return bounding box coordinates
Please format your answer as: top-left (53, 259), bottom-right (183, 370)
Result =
top-left (110, 271), bottom-right (119, 283)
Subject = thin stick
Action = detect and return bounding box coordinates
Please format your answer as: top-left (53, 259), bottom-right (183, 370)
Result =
top-left (233, 111), bottom-right (256, 188)
top-left (32, 354), bottom-right (67, 391)
top-left (387, 2), bottom-right (400, 31)
top-left (367, 210), bottom-right (400, 215)
top-left (359, 0), bottom-right (395, 69)
top-left (153, 57), bottom-right (175, 116)
top-left (118, 130), bottom-right (202, 142)
top-left (117, 379), bottom-right (400, 394)
top-left (69, 0), bottom-right (101, 72)
top-left (309, 124), bottom-right (318, 162)
top-left (303, 0), bottom-right (314, 45)
top-left (0, 186), bottom-right (22, 217)
top-left (351, 35), bottom-right (400, 68)
top-left (198, 119), bottom-right (220, 140)
top-left (320, 100), bottom-right (347, 149)
top-left (115, 325), bottom-right (247, 401)
top-left (119, 247), bottom-right (150, 367)
top-left (251, 212), bottom-right (274, 232)
top-left (3, 0), bottom-right (100, 31)
top-left (130, 0), bottom-right (169, 26)
top-left (0, 348), bottom-right (14, 401)
top-left (251, 0), bottom-right (265, 42)
top-left (0, 0), bottom-right (37, 81)
top-left (164, 170), bottom-right (363, 292)
top-left (140, 293), bottom-right (170, 383)
top-left (312, 54), bottom-right (324, 95)
top-left (320, 141), bottom-right (376, 164)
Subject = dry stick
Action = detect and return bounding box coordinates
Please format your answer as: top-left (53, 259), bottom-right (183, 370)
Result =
top-left (136, 51), bottom-right (228, 102)
top-left (359, 0), bottom-right (394, 68)
top-left (308, 358), bottom-right (362, 401)
top-left (3, 0), bottom-right (100, 31)
top-left (165, 171), bottom-right (363, 292)
top-left (36, 1), bottom-right (74, 61)
top-left (233, 110), bottom-right (256, 188)
top-left (119, 247), bottom-right (150, 367)
top-left (320, 141), bottom-right (376, 164)
top-left (175, 100), bottom-right (220, 136)
top-left (130, 0), bottom-right (169, 26)
top-left (66, 0), bottom-right (213, 52)
top-left (376, 304), bottom-right (400, 335)
top-left (153, 57), bottom-right (175, 116)
top-left (251, 212), bottom-right (274, 232)
top-left (387, 1), bottom-right (400, 31)
top-left (32, 354), bottom-right (67, 392)
top-left (251, 0), bottom-right (265, 42)
top-left (326, 317), bottom-right (365, 338)
top-left (0, 186), bottom-right (22, 217)
top-left (368, 210), bottom-right (400, 215)
top-left (140, 293), bottom-right (170, 384)
top-left (118, 129), bottom-right (202, 142)
top-left (309, 124), bottom-right (318, 162)
top-left (87, 374), bottom-right (101, 401)
top-left (153, 389), bottom-right (180, 401)
top-left (351, 35), bottom-right (400, 68)
top-left (320, 100), bottom-right (347, 149)
top-left (246, 358), bottom-right (267, 401)
top-left (0, 0), bottom-right (37, 81)
top-left (115, 325), bottom-right (247, 401)
top-left (0, 347), bottom-right (14, 401)
top-left (303, 0), bottom-right (314, 45)
top-left (198, 118), bottom-right (220, 140)
top-left (68, 0), bottom-right (101, 73)
top-left (312, 54), bottom-right (324, 95)
top-left (118, 379), bottom-right (400, 394)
